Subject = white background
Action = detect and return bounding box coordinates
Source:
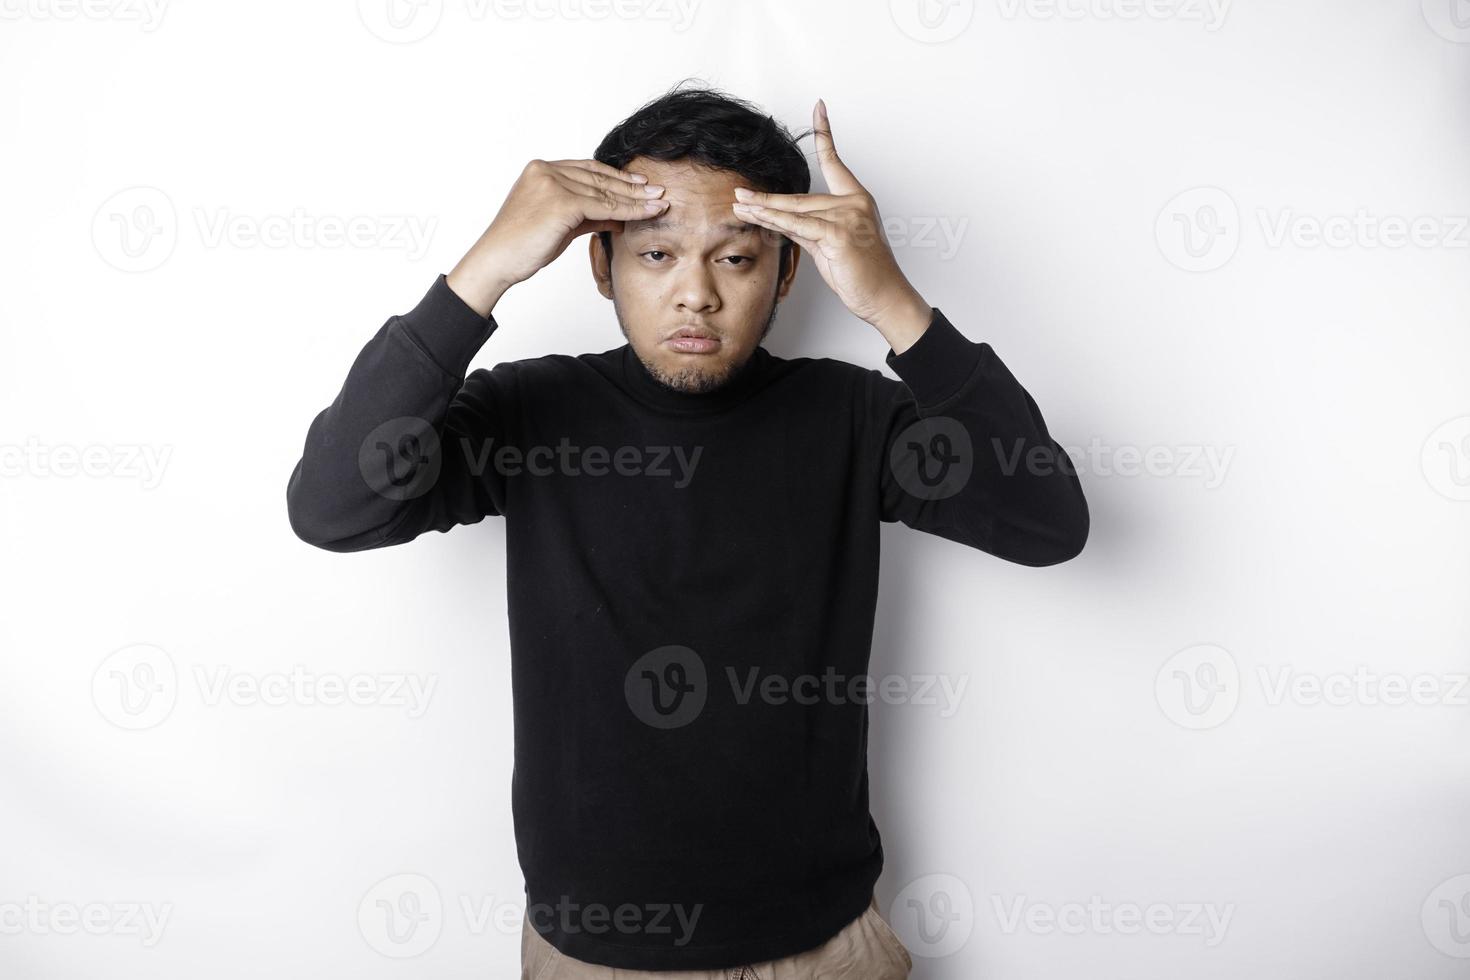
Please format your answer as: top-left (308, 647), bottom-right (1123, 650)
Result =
top-left (3, 0), bottom-right (1469, 977)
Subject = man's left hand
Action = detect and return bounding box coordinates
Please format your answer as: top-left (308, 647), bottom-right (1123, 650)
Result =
top-left (732, 98), bottom-right (933, 352)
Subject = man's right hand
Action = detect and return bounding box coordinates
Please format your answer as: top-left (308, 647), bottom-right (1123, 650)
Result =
top-left (446, 159), bottom-right (668, 317)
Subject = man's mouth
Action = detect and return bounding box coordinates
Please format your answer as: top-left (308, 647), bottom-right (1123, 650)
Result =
top-left (664, 326), bottom-right (721, 354)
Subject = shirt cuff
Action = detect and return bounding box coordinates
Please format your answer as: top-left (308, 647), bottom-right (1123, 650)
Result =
top-left (396, 273), bottom-right (499, 378)
top-left (883, 307), bottom-right (984, 409)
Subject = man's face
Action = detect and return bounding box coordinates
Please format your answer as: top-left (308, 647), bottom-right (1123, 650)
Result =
top-left (590, 155), bottom-right (800, 394)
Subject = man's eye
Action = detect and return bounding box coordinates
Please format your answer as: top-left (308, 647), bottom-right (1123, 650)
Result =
top-left (640, 252), bottom-right (752, 266)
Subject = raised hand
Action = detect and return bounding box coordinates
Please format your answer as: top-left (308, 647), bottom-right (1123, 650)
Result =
top-left (731, 99), bottom-right (932, 350)
top-left (447, 159), bottom-right (669, 316)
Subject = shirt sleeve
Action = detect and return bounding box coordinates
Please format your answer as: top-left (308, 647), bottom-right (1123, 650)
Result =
top-left (872, 306), bottom-right (1089, 566)
top-left (285, 274), bottom-right (516, 552)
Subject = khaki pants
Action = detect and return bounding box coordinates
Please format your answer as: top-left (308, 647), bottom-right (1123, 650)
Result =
top-left (520, 893), bottom-right (914, 979)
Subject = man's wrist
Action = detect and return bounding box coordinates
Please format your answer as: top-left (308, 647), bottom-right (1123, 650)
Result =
top-left (446, 256), bottom-right (514, 319)
top-left (868, 285), bottom-right (933, 355)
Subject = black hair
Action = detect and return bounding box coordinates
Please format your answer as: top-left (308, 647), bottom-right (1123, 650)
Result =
top-left (593, 78), bottom-right (813, 280)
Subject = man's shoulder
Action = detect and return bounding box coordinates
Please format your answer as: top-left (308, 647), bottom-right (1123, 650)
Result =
top-left (466, 347), bottom-right (615, 387)
top-left (763, 347), bottom-right (905, 399)
top-left (762, 343), bottom-right (891, 381)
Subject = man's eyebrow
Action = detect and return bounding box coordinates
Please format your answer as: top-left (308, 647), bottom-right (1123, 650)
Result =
top-left (623, 217), bottom-right (759, 236)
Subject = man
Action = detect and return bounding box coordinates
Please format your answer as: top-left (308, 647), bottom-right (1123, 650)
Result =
top-left (286, 83), bottom-right (1088, 978)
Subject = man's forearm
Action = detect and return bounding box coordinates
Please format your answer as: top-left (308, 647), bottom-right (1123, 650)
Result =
top-left (446, 239), bottom-right (516, 318)
top-left (868, 284), bottom-right (934, 356)
top-left (285, 274), bottom-right (506, 551)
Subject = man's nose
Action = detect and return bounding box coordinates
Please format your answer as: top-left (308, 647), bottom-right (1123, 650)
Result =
top-left (673, 261), bottom-right (719, 313)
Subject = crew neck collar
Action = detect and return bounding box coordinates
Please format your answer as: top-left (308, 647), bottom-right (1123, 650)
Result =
top-left (617, 343), bottom-right (772, 415)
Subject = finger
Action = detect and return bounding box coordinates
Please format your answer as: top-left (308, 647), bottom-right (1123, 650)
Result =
top-left (733, 202), bottom-right (834, 250)
top-left (732, 188), bottom-right (844, 212)
top-left (571, 184), bottom-right (670, 223)
top-left (812, 98), bottom-right (865, 197)
top-left (554, 171), bottom-right (664, 211)
top-left (557, 164), bottom-right (665, 201)
top-left (552, 158), bottom-right (650, 184)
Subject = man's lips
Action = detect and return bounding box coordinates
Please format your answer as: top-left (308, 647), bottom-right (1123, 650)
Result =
top-left (664, 326), bottom-right (721, 354)
top-left (664, 336), bottom-right (721, 354)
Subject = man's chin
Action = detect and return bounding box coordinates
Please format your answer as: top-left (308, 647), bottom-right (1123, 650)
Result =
top-left (648, 353), bottom-right (736, 394)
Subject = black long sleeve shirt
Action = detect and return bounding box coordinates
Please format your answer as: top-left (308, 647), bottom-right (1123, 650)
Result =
top-left (285, 274), bottom-right (1088, 970)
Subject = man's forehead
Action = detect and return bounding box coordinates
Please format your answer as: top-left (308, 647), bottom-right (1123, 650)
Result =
top-left (617, 160), bottom-right (767, 238)
top-left (624, 213), bottom-right (758, 237)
